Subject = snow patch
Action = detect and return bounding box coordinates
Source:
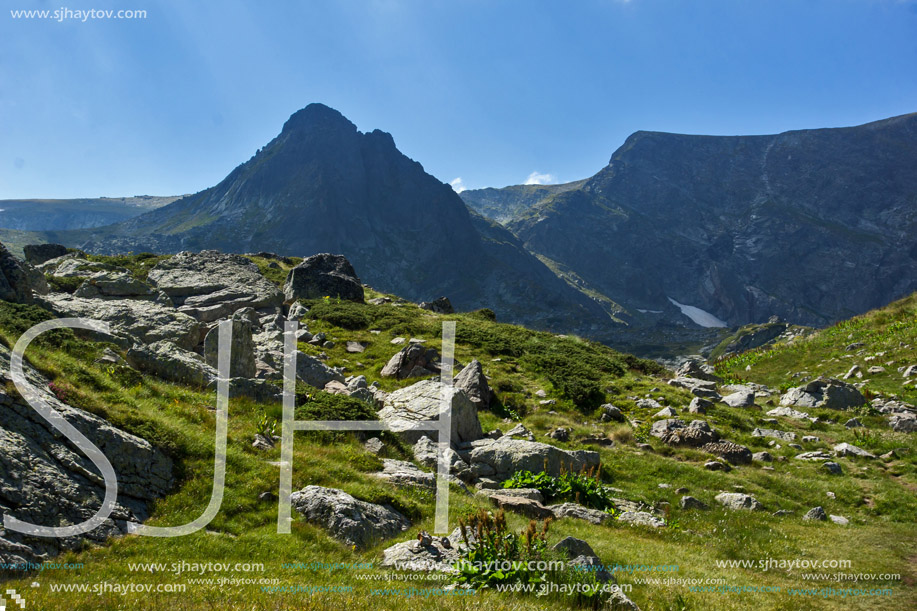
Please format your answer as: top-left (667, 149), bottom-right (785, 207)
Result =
top-left (667, 298), bottom-right (728, 328)
top-left (637, 309), bottom-right (663, 314)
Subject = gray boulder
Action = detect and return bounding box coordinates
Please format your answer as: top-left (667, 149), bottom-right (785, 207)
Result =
top-left (419, 297), bottom-right (454, 314)
top-left (295, 351), bottom-right (345, 388)
top-left (803, 506), bottom-right (828, 521)
top-left (148, 251), bottom-right (284, 322)
top-left (680, 496), bottom-right (709, 510)
top-left (889, 413), bottom-right (917, 433)
top-left (715, 492), bottom-right (763, 511)
top-left (0, 344), bottom-right (173, 563)
top-left (651, 419), bottom-right (719, 447)
top-left (380, 527), bottom-right (469, 573)
top-left (290, 485), bottom-right (410, 549)
top-left (780, 378), bottom-right (865, 410)
top-left (833, 442), bottom-right (876, 459)
top-left (203, 311), bottom-right (256, 379)
top-left (702, 441), bottom-right (753, 465)
top-left (379, 380), bottom-right (483, 446)
top-left (380, 343), bottom-right (441, 379)
top-left (23, 243), bottom-right (69, 265)
top-left (453, 359), bottom-right (491, 409)
top-left (283, 253), bottom-right (364, 303)
top-left (675, 358), bottom-right (722, 382)
top-left (601, 404), bottom-right (626, 421)
top-left (464, 437), bottom-right (599, 481)
top-left (723, 390), bottom-right (756, 408)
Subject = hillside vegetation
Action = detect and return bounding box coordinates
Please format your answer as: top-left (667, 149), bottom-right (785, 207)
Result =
top-left (0, 253), bottom-right (915, 610)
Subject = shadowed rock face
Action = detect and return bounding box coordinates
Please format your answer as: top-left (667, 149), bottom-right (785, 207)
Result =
top-left (0, 345), bottom-right (173, 564)
top-left (57, 104), bottom-right (610, 338)
top-left (284, 253), bottom-right (364, 303)
top-left (469, 113), bottom-right (917, 331)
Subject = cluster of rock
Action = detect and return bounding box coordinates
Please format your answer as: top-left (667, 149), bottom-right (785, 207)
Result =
top-left (0, 343), bottom-right (173, 564)
top-left (31, 249), bottom-right (357, 402)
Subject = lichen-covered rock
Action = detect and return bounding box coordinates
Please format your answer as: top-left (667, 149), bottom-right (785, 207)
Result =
top-left (463, 437), bottom-right (599, 481)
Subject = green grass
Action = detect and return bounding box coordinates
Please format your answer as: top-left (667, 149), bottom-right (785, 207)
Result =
top-left (714, 292), bottom-right (917, 404)
top-left (1, 266), bottom-right (916, 610)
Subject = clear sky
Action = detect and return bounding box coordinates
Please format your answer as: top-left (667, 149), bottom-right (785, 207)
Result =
top-left (1, 0), bottom-right (916, 199)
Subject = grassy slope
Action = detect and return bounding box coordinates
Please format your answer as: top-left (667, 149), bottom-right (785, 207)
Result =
top-left (1, 258), bottom-right (915, 610)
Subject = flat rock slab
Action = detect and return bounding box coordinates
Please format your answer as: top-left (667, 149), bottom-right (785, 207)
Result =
top-left (752, 428), bottom-right (796, 442)
top-left (617, 511), bottom-right (666, 528)
top-left (379, 380), bottom-right (482, 446)
top-left (548, 503), bottom-right (612, 525)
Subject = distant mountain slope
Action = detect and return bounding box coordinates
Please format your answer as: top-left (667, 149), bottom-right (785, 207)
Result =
top-left (483, 113), bottom-right (917, 330)
top-left (0, 196), bottom-right (178, 231)
top-left (460, 180), bottom-right (586, 224)
top-left (47, 104), bottom-right (612, 336)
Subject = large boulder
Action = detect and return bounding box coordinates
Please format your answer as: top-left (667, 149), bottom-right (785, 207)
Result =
top-left (40, 293), bottom-right (203, 349)
top-left (419, 297), bottom-right (454, 314)
top-left (702, 441), bottom-right (753, 465)
top-left (650, 419), bottom-right (719, 447)
top-left (715, 492), bottom-right (763, 511)
top-left (0, 242), bottom-right (33, 304)
top-left (780, 378), bottom-right (865, 410)
top-left (462, 437), bottom-right (599, 481)
top-left (203, 311), bottom-right (256, 379)
top-left (290, 485), bottom-right (409, 549)
top-left (148, 251), bottom-right (284, 322)
top-left (675, 358), bottom-right (722, 383)
top-left (0, 344), bottom-right (173, 563)
top-left (453, 359), bottom-right (491, 409)
top-left (283, 253), bottom-right (364, 303)
top-left (380, 343), bottom-right (441, 379)
top-left (379, 380), bottom-right (482, 446)
top-left (295, 351), bottom-right (345, 388)
top-left (23, 243), bottom-right (69, 266)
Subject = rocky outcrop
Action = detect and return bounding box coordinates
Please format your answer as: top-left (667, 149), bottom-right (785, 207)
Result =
top-left (0, 344), bottom-right (173, 564)
top-left (289, 485), bottom-right (410, 549)
top-left (380, 343), bottom-right (441, 379)
top-left (23, 243), bottom-right (70, 265)
top-left (453, 359), bottom-right (491, 410)
top-left (40, 293), bottom-right (202, 349)
top-left (780, 378), bottom-right (865, 410)
top-left (419, 297), bottom-right (454, 314)
top-left (148, 251), bottom-right (284, 322)
top-left (283, 253), bottom-right (364, 303)
top-left (295, 351), bottom-right (345, 388)
top-left (379, 380), bottom-right (482, 446)
top-left (0, 242), bottom-right (33, 304)
top-left (202, 311), bottom-right (256, 379)
top-left (127, 341), bottom-right (216, 387)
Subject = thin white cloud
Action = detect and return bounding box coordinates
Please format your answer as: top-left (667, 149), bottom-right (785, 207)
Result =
top-left (449, 177), bottom-right (466, 193)
top-left (524, 171), bottom-right (557, 185)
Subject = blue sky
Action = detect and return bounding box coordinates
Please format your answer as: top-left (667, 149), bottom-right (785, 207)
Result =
top-left (1, 0), bottom-right (916, 199)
